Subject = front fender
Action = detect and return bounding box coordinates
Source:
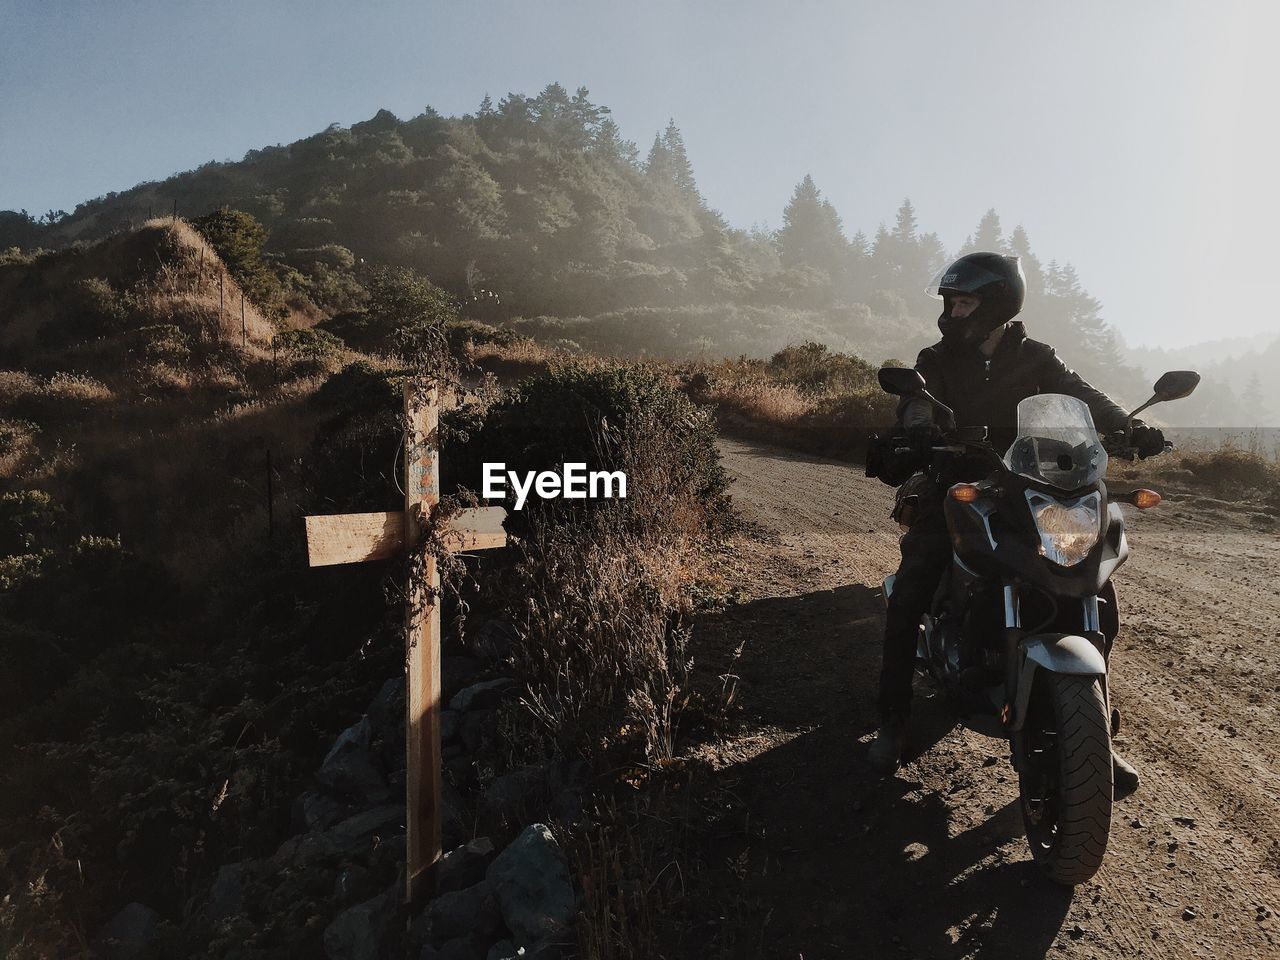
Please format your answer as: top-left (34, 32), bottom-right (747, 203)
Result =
top-left (1009, 633), bottom-right (1107, 732)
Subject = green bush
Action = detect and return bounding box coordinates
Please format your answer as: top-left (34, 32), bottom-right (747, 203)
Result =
top-left (303, 361), bottom-right (404, 513)
top-left (276, 327), bottom-right (344, 374)
top-left (768, 340), bottom-right (878, 394)
top-left (192, 207), bottom-right (281, 311)
top-left (0, 489), bottom-right (63, 555)
top-left (36, 277), bottom-right (132, 348)
top-left (129, 323), bottom-right (194, 367)
top-left (446, 319), bottom-right (524, 353)
top-left (450, 363), bottom-right (727, 527)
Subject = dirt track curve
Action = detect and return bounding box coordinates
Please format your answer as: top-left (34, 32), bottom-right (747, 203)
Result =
top-left (695, 436), bottom-right (1280, 960)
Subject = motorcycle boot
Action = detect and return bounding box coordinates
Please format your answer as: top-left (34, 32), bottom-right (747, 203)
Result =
top-left (868, 713), bottom-right (909, 773)
top-left (1112, 751), bottom-right (1140, 795)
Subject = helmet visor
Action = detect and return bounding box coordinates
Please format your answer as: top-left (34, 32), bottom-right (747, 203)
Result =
top-left (925, 263), bottom-right (1011, 299)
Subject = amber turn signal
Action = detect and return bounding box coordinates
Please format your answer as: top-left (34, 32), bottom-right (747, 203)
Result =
top-left (1131, 489), bottom-right (1161, 509)
top-left (949, 483), bottom-right (982, 503)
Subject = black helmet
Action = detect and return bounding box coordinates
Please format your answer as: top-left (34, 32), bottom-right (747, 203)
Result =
top-left (927, 252), bottom-right (1026, 342)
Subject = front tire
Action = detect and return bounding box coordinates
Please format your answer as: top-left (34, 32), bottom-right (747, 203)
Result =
top-left (1018, 672), bottom-right (1112, 885)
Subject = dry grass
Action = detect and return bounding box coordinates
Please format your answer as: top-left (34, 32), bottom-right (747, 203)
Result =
top-left (1110, 442), bottom-right (1280, 509)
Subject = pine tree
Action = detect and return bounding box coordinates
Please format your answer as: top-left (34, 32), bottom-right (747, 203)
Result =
top-left (961, 208), bottom-right (1005, 253)
top-left (1008, 224), bottom-right (1044, 298)
top-left (645, 133), bottom-right (672, 181)
top-left (1241, 372), bottom-right (1268, 425)
top-left (892, 197), bottom-right (918, 245)
top-left (661, 120), bottom-right (699, 197)
top-left (778, 175), bottom-right (848, 280)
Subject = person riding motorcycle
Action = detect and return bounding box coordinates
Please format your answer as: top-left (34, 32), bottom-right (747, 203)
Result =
top-left (868, 252), bottom-right (1165, 789)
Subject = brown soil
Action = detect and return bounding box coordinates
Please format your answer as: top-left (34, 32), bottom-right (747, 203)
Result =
top-left (691, 436), bottom-right (1280, 960)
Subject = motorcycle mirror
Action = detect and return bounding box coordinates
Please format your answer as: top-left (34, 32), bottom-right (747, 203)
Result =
top-left (1153, 370), bottom-right (1200, 402)
top-left (878, 366), bottom-right (958, 431)
top-left (878, 367), bottom-right (926, 396)
top-left (1127, 370), bottom-right (1201, 421)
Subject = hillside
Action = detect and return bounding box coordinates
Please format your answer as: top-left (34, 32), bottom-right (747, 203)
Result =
top-left (0, 217), bottom-right (741, 957)
top-left (2, 85), bottom-right (1156, 408)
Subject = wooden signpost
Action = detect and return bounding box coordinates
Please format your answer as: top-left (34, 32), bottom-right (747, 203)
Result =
top-left (303, 382), bottom-right (507, 903)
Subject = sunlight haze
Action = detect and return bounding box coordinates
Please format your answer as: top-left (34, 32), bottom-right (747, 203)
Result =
top-left (2, 0), bottom-right (1275, 348)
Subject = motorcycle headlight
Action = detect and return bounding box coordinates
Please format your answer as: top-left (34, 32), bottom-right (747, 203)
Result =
top-left (1027, 492), bottom-right (1100, 567)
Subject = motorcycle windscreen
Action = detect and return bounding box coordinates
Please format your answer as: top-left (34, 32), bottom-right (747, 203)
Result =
top-left (1004, 394), bottom-right (1108, 490)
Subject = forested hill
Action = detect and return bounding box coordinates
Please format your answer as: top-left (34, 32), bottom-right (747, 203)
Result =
top-left (4, 83), bottom-right (1148, 402)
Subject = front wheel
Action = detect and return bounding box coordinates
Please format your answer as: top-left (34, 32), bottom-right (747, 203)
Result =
top-left (1018, 672), bottom-right (1113, 885)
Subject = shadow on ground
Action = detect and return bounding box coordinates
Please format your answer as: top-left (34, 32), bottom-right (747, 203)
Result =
top-left (686, 583), bottom-right (1074, 959)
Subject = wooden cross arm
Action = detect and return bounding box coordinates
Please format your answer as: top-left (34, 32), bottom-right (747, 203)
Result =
top-left (304, 506), bottom-right (508, 567)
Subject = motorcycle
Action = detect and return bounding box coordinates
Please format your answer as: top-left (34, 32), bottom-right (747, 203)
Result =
top-left (875, 367), bottom-right (1200, 884)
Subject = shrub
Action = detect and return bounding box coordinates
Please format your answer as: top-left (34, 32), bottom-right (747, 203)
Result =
top-left (0, 420), bottom-right (39, 477)
top-left (303, 361), bottom-right (404, 512)
top-left (767, 340), bottom-right (878, 394)
top-left (0, 371), bottom-right (41, 410)
top-left (129, 324), bottom-right (194, 367)
top-left (36, 277), bottom-right (132, 348)
top-left (191, 207), bottom-right (280, 310)
top-left (450, 362), bottom-right (727, 526)
top-left (1180, 447), bottom-right (1280, 500)
top-left (276, 327), bottom-right (344, 375)
top-left (0, 489), bottom-right (64, 555)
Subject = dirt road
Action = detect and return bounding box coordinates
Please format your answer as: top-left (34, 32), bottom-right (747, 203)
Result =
top-left (695, 436), bottom-right (1280, 960)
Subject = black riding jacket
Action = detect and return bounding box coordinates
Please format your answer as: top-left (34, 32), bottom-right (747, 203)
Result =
top-left (900, 321), bottom-right (1131, 454)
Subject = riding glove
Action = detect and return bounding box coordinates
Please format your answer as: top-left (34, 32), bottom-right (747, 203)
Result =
top-left (1130, 423), bottom-right (1166, 459)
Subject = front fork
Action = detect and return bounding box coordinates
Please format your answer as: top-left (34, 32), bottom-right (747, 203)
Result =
top-left (1002, 584), bottom-right (1111, 773)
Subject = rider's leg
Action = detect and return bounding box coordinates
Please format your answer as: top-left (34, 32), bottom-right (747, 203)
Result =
top-left (871, 508), bottom-right (951, 771)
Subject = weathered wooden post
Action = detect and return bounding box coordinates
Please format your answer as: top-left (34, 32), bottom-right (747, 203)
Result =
top-left (303, 381), bottom-right (507, 904)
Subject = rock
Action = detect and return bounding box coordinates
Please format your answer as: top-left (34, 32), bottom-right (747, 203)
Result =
top-left (435, 935), bottom-right (488, 960)
top-left (487, 823), bottom-right (575, 944)
top-left (442, 655), bottom-right (485, 698)
top-left (318, 717), bottom-right (392, 804)
top-left (480, 766), bottom-right (549, 831)
top-left (470, 620), bottom-right (519, 661)
top-left (329, 804), bottom-right (405, 850)
top-left (273, 804), bottom-right (403, 869)
top-left (438, 837), bottom-right (497, 894)
top-left (449, 679), bottom-right (516, 713)
top-left (426, 880), bottom-right (502, 943)
top-left (1068, 923), bottom-right (1085, 939)
top-left (296, 790), bottom-right (350, 833)
top-left (441, 709), bottom-right (461, 743)
top-left (206, 863), bottom-right (245, 921)
top-left (1182, 906), bottom-right (1197, 921)
top-left (486, 941), bottom-right (518, 960)
top-left (367, 677), bottom-right (406, 767)
top-left (99, 902), bottom-right (160, 959)
top-left (460, 709), bottom-right (495, 754)
top-left (366, 677), bottom-right (404, 735)
top-left (334, 864), bottom-right (372, 904)
top-left (323, 886), bottom-right (398, 960)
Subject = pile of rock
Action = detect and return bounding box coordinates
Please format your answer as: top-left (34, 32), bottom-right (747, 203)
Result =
top-left (94, 625), bottom-right (586, 960)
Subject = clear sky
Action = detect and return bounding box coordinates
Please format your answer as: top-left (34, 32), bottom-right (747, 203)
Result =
top-left (2, 0), bottom-right (1275, 349)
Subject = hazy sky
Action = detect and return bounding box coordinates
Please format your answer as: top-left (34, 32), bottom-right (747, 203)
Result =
top-left (2, 0), bottom-right (1276, 349)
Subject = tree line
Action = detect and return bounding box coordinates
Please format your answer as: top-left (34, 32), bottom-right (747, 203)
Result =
top-left (2, 82), bottom-right (1174, 404)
